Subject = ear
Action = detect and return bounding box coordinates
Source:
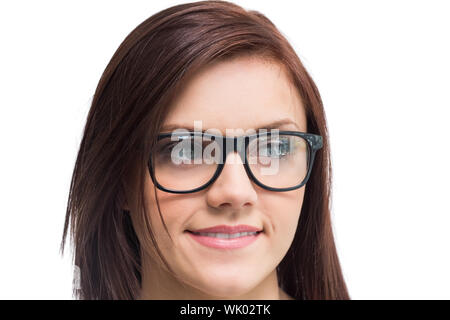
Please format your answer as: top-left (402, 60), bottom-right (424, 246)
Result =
top-left (120, 161), bottom-right (142, 214)
top-left (120, 178), bottom-right (131, 212)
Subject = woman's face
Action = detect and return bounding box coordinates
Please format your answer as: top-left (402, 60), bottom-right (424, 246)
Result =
top-left (136, 56), bottom-right (307, 298)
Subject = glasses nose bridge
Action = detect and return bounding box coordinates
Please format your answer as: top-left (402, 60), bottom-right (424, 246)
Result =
top-left (222, 135), bottom-right (247, 165)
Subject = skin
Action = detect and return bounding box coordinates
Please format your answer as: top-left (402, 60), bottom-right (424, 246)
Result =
top-left (129, 55), bottom-right (307, 300)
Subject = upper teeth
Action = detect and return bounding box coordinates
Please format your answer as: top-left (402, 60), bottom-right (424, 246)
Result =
top-left (192, 231), bottom-right (259, 239)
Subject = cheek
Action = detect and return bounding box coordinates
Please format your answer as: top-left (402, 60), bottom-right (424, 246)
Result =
top-left (263, 188), bottom-right (304, 245)
top-left (144, 183), bottom-right (201, 245)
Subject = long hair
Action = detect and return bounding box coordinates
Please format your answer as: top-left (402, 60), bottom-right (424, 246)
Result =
top-left (61, 0), bottom-right (350, 300)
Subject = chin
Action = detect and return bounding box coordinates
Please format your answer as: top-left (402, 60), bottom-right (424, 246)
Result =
top-left (194, 271), bottom-right (259, 299)
top-left (201, 284), bottom-right (255, 299)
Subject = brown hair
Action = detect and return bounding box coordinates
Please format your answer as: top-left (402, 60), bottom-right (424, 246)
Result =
top-left (61, 0), bottom-right (350, 300)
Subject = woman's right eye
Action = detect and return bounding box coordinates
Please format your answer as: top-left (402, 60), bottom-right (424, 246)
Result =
top-left (159, 139), bottom-right (203, 162)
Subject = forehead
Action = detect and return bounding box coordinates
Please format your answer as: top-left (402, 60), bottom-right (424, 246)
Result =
top-left (162, 56), bottom-right (307, 133)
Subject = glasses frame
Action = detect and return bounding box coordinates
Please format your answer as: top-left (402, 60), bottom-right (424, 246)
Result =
top-left (148, 130), bottom-right (323, 194)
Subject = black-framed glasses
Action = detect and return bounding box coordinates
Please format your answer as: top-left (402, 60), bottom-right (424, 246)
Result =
top-left (148, 130), bottom-right (323, 193)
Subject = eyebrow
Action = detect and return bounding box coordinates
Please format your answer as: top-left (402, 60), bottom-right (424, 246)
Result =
top-left (160, 118), bottom-right (300, 133)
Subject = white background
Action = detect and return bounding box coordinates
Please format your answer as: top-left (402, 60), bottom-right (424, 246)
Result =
top-left (0, 0), bottom-right (449, 299)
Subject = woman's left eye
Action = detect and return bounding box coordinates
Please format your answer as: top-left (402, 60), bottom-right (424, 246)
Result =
top-left (261, 140), bottom-right (290, 157)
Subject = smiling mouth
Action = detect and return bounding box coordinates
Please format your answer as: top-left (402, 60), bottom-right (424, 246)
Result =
top-left (184, 229), bottom-right (263, 250)
top-left (186, 230), bottom-right (263, 239)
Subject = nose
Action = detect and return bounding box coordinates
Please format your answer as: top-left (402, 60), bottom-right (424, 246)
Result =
top-left (205, 151), bottom-right (258, 211)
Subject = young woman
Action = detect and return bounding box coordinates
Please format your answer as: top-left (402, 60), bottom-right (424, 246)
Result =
top-left (61, 0), bottom-right (350, 300)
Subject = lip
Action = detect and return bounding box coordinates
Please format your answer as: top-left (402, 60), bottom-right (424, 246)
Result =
top-left (186, 231), bottom-right (261, 249)
top-left (188, 224), bottom-right (262, 234)
top-left (185, 224), bottom-right (263, 250)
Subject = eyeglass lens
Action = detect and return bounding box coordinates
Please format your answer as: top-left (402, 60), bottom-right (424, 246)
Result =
top-left (151, 134), bottom-right (310, 192)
